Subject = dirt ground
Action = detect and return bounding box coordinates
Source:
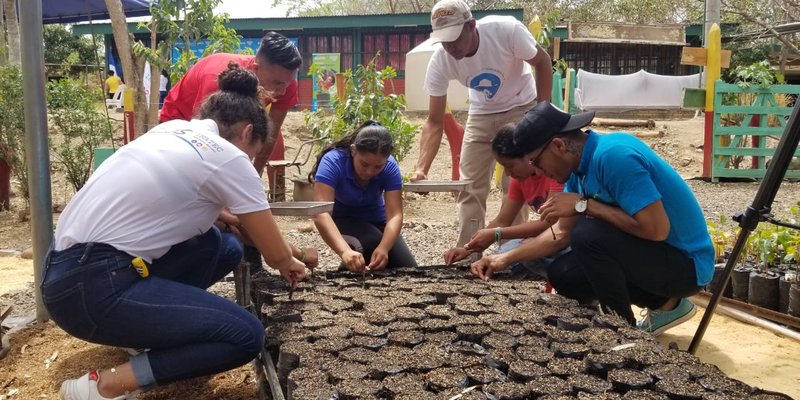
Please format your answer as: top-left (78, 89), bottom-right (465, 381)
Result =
top-left (1, 111), bottom-right (800, 399)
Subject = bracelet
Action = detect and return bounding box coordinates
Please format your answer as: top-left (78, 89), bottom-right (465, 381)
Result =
top-left (299, 248), bottom-right (307, 263)
top-left (494, 227), bottom-right (502, 246)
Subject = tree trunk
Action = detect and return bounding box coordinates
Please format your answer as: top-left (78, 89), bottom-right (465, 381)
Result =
top-left (3, 0), bottom-right (20, 67)
top-left (103, 0), bottom-right (146, 137)
top-left (147, 26), bottom-right (160, 131)
top-left (0, 0), bottom-right (7, 66)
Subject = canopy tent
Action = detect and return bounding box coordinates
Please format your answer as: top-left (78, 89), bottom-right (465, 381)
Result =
top-left (42, 0), bottom-right (152, 24)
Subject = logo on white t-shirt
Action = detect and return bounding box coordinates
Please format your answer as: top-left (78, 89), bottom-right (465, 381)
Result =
top-left (469, 72), bottom-right (502, 101)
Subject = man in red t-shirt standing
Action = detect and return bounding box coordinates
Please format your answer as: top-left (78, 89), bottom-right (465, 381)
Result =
top-left (161, 31), bottom-right (302, 183)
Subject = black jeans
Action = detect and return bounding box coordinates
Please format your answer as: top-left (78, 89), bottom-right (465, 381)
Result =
top-left (334, 217), bottom-right (418, 268)
top-left (547, 217), bottom-right (700, 324)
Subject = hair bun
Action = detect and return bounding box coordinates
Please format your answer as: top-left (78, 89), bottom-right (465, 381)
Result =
top-left (217, 61), bottom-right (259, 97)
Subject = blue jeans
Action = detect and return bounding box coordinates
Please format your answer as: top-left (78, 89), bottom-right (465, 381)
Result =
top-left (547, 217), bottom-right (700, 325)
top-left (40, 227), bottom-right (261, 389)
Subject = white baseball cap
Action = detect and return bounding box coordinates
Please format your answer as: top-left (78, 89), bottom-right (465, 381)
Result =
top-left (430, 0), bottom-right (473, 43)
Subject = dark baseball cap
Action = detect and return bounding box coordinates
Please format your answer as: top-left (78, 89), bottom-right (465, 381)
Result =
top-left (513, 101), bottom-right (595, 151)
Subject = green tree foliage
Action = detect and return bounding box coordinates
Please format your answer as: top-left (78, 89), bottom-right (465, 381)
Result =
top-left (272, 0), bottom-right (704, 24)
top-left (0, 66), bottom-right (27, 201)
top-left (305, 56), bottom-right (418, 163)
top-left (47, 79), bottom-right (114, 192)
top-left (133, 0), bottom-right (246, 84)
top-left (43, 25), bottom-right (100, 66)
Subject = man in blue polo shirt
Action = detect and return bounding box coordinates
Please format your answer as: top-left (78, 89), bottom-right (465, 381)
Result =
top-left (472, 101), bottom-right (714, 335)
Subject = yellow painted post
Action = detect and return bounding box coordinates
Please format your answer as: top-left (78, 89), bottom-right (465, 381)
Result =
top-left (528, 15), bottom-right (542, 38)
top-left (123, 87), bottom-right (135, 144)
top-left (703, 24), bottom-right (722, 177)
top-left (705, 24), bottom-right (721, 112)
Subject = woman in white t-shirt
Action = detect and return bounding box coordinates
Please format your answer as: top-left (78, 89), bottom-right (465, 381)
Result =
top-left (158, 69), bottom-right (169, 108)
top-left (43, 63), bottom-right (307, 400)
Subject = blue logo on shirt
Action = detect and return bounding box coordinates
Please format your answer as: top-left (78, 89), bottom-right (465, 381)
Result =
top-left (470, 73), bottom-right (501, 100)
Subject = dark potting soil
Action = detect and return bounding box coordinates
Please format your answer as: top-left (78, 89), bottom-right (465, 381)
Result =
top-left (576, 392), bottom-right (623, 400)
top-left (255, 269), bottom-right (791, 400)
top-left (350, 335), bottom-right (388, 350)
top-left (643, 363), bottom-right (692, 381)
top-left (394, 306), bottom-right (428, 321)
top-left (424, 366), bottom-right (469, 392)
top-left (557, 316), bottom-right (592, 331)
top-left (584, 352), bottom-right (627, 376)
top-left (592, 313), bottom-right (631, 330)
top-left (387, 329), bottom-right (425, 347)
top-left (697, 374), bottom-right (753, 394)
top-left (288, 376), bottom-right (339, 399)
top-left (338, 346), bottom-right (377, 364)
top-left (526, 375), bottom-right (571, 397)
top-left (482, 332), bottom-right (519, 350)
top-left (547, 356), bottom-right (588, 376)
top-left (456, 324), bottom-right (493, 342)
top-left (507, 359), bottom-right (550, 381)
top-left (483, 381), bottom-right (531, 400)
top-left (516, 345), bottom-right (555, 365)
top-left (335, 379), bottom-right (385, 399)
top-left (491, 322), bottom-right (526, 337)
top-left (424, 304), bottom-right (456, 319)
top-left (325, 360), bottom-right (370, 382)
top-left (568, 373), bottom-right (614, 394)
top-left (313, 337), bottom-right (352, 354)
top-left (382, 372), bottom-right (425, 394)
top-left (425, 330), bottom-right (459, 345)
top-left (419, 317), bottom-right (457, 332)
top-left (385, 320), bottom-right (420, 331)
top-left (607, 368), bottom-right (654, 391)
top-left (464, 364), bottom-right (506, 384)
top-left (484, 348), bottom-right (519, 372)
top-left (515, 334), bottom-right (549, 348)
top-left (620, 389), bottom-right (668, 400)
top-left (350, 322), bottom-right (389, 337)
top-left (654, 378), bottom-right (706, 399)
top-left (311, 325), bottom-right (353, 340)
top-left (550, 341), bottom-right (590, 359)
top-left (440, 387), bottom-right (489, 400)
top-left (287, 367), bottom-right (329, 397)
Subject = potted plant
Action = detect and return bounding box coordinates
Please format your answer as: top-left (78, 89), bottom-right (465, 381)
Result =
top-left (747, 225), bottom-right (780, 311)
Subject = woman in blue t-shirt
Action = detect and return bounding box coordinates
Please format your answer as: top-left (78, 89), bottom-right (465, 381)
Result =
top-left (310, 121), bottom-right (417, 271)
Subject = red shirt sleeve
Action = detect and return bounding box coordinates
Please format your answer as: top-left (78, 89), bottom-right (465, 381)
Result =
top-left (507, 178), bottom-right (524, 202)
top-left (548, 180), bottom-right (565, 194)
top-left (269, 79), bottom-right (299, 110)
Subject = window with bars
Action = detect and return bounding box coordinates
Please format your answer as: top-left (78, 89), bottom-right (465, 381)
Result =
top-left (298, 34), bottom-right (354, 77)
top-left (362, 32), bottom-right (428, 75)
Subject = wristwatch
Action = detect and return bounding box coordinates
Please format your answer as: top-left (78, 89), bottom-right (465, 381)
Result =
top-left (575, 197), bottom-right (588, 214)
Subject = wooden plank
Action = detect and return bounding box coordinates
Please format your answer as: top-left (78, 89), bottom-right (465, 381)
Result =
top-left (715, 126), bottom-right (786, 136)
top-left (404, 180), bottom-right (468, 193)
top-left (680, 47), bottom-right (731, 68)
top-left (269, 201), bottom-right (333, 216)
top-left (258, 347), bottom-right (285, 400)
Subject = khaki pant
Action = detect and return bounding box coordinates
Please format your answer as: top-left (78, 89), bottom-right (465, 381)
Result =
top-left (456, 101), bottom-right (536, 247)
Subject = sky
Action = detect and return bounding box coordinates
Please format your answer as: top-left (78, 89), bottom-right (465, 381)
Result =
top-left (214, 0), bottom-right (290, 19)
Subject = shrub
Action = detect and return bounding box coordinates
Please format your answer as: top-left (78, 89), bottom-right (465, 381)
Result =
top-left (304, 55), bottom-right (418, 163)
top-left (0, 66), bottom-right (28, 202)
top-left (47, 78), bottom-right (113, 192)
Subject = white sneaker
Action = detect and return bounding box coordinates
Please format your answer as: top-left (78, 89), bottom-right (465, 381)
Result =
top-left (59, 370), bottom-right (127, 400)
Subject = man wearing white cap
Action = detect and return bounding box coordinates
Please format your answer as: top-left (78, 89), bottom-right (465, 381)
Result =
top-left (410, 0), bottom-right (553, 250)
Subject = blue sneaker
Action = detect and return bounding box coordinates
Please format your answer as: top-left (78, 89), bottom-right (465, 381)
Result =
top-left (637, 298), bottom-right (697, 336)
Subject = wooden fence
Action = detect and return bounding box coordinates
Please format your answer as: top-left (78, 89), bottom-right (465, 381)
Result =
top-left (712, 81), bottom-right (800, 181)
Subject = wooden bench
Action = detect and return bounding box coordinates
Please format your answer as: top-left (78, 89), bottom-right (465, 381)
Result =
top-left (403, 180), bottom-right (468, 193)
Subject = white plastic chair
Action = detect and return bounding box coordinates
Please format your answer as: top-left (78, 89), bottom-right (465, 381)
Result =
top-left (105, 84), bottom-right (125, 110)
